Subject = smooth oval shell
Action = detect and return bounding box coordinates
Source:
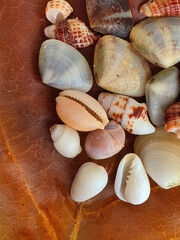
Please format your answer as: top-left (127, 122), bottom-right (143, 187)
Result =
top-left (145, 66), bottom-right (179, 126)
top-left (56, 90), bottom-right (109, 132)
top-left (86, 0), bottom-right (133, 38)
top-left (71, 162), bottom-right (108, 202)
top-left (94, 35), bottom-right (152, 97)
top-left (39, 39), bottom-right (93, 92)
top-left (134, 127), bottom-right (180, 189)
top-left (85, 120), bottom-right (125, 159)
top-left (130, 17), bottom-right (180, 68)
top-left (114, 153), bottom-right (150, 205)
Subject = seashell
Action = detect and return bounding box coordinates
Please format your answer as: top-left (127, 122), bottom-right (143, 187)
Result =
top-left (56, 90), bottom-right (109, 132)
top-left (84, 120), bottom-right (125, 160)
top-left (114, 153), bottom-right (150, 205)
top-left (145, 67), bottom-right (179, 126)
top-left (39, 39), bottom-right (93, 92)
top-left (98, 92), bottom-right (155, 135)
top-left (44, 18), bottom-right (100, 48)
top-left (140, 0), bottom-right (180, 17)
top-left (71, 162), bottom-right (108, 202)
top-left (165, 102), bottom-right (180, 139)
top-left (134, 127), bottom-right (180, 189)
top-left (86, 0), bottom-right (133, 38)
top-left (130, 17), bottom-right (180, 68)
top-left (94, 35), bottom-right (152, 97)
top-left (45, 0), bottom-right (73, 24)
top-left (50, 124), bottom-right (82, 158)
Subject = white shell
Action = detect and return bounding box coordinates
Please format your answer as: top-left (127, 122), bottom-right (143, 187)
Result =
top-left (50, 124), bottom-right (82, 158)
top-left (114, 153), bottom-right (150, 205)
top-left (71, 162), bottom-right (108, 202)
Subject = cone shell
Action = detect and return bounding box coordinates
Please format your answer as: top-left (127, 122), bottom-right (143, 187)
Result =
top-left (98, 92), bottom-right (155, 135)
top-left (140, 0), bottom-right (180, 17)
top-left (134, 127), bottom-right (180, 189)
top-left (94, 35), bottom-right (152, 97)
top-left (56, 90), bottom-right (109, 132)
top-left (39, 39), bottom-right (93, 92)
top-left (130, 17), bottom-right (180, 68)
top-left (44, 18), bottom-right (100, 48)
top-left (86, 0), bottom-right (133, 38)
top-left (165, 102), bottom-right (180, 139)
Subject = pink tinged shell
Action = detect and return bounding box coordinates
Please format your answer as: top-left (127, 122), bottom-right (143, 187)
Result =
top-left (98, 92), bottom-right (155, 135)
top-left (44, 18), bottom-right (100, 48)
top-left (45, 0), bottom-right (73, 23)
top-left (85, 121), bottom-right (125, 160)
top-left (140, 0), bottom-right (180, 17)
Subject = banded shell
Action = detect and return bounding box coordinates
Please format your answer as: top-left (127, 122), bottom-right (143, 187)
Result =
top-left (98, 92), bottom-right (155, 135)
top-left (130, 17), bottom-right (180, 68)
top-left (44, 18), bottom-right (99, 48)
top-left (56, 90), bottom-right (109, 132)
top-left (114, 153), bottom-right (150, 205)
top-left (86, 0), bottom-right (133, 38)
top-left (85, 121), bottom-right (125, 160)
top-left (39, 39), bottom-right (93, 92)
top-left (165, 102), bottom-right (180, 139)
top-left (134, 127), bottom-right (180, 189)
top-left (145, 67), bottom-right (179, 126)
top-left (45, 0), bottom-right (73, 23)
top-left (71, 162), bottom-right (108, 202)
top-left (94, 35), bottom-right (152, 97)
top-left (140, 0), bottom-right (180, 17)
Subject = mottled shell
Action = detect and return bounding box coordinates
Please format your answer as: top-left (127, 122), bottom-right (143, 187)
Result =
top-left (85, 121), bottom-right (125, 160)
top-left (114, 153), bottom-right (150, 205)
top-left (94, 35), bottom-right (152, 97)
top-left (71, 162), bottom-right (108, 202)
top-left (145, 67), bottom-right (179, 126)
top-left (86, 0), bottom-right (133, 38)
top-left (165, 102), bottom-right (180, 139)
top-left (98, 92), bottom-right (155, 135)
top-left (44, 18), bottom-right (99, 48)
top-left (56, 90), bottom-right (109, 132)
top-left (140, 0), bottom-right (180, 17)
top-left (130, 17), bottom-right (180, 68)
top-left (39, 40), bottom-right (93, 92)
top-left (45, 0), bottom-right (73, 23)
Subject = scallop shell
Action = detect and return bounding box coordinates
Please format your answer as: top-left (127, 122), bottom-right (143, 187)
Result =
top-left (56, 90), bottom-right (109, 132)
top-left (140, 0), bottom-right (180, 17)
top-left (39, 39), bottom-right (93, 92)
top-left (71, 162), bottom-right (108, 202)
top-left (145, 67), bottom-right (179, 126)
top-left (134, 127), bottom-right (180, 189)
top-left (86, 0), bottom-right (133, 38)
top-left (98, 92), bottom-right (155, 135)
top-left (165, 102), bottom-right (180, 139)
top-left (114, 153), bottom-right (150, 205)
top-left (130, 17), bottom-right (180, 68)
top-left (44, 18), bottom-right (99, 48)
top-left (85, 121), bottom-right (125, 160)
top-left (94, 35), bottom-right (152, 97)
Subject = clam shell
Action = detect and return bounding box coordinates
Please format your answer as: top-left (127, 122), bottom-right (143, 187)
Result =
top-left (94, 35), bottom-right (152, 97)
top-left (134, 127), bottom-right (180, 189)
top-left (130, 17), bottom-right (180, 68)
top-left (39, 39), bottom-right (93, 92)
top-left (114, 153), bottom-right (150, 205)
top-left (86, 0), bottom-right (133, 37)
top-left (145, 67), bottom-right (179, 126)
top-left (56, 90), bottom-right (109, 132)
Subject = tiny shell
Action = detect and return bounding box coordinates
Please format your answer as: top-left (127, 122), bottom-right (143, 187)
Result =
top-left (71, 162), bottom-right (108, 202)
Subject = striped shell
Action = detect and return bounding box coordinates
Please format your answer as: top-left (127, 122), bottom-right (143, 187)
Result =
top-left (56, 90), bottom-right (109, 132)
top-left (140, 0), bottom-right (180, 17)
top-left (44, 18), bottom-right (99, 48)
top-left (45, 0), bottom-right (73, 23)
